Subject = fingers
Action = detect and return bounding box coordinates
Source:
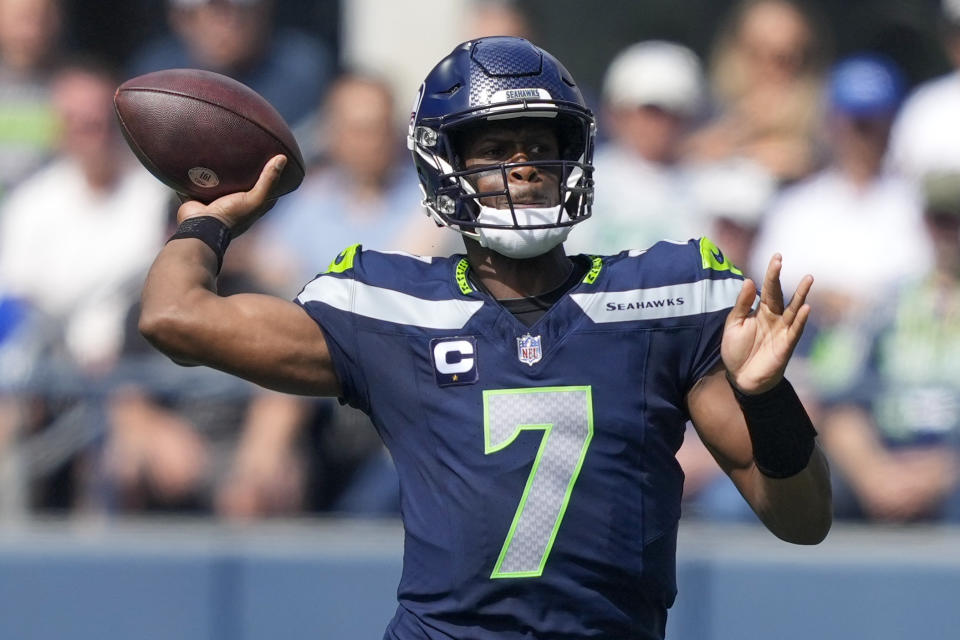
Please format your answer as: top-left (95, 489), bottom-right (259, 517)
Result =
top-left (726, 277), bottom-right (757, 327)
top-left (759, 254), bottom-right (814, 335)
top-left (760, 253), bottom-right (785, 314)
top-left (782, 274), bottom-right (814, 326)
top-left (247, 154), bottom-right (288, 204)
top-left (787, 302), bottom-right (811, 345)
top-left (782, 274), bottom-right (813, 350)
top-left (178, 154), bottom-right (287, 231)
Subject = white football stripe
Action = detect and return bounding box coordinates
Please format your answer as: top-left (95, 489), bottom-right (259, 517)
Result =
top-left (371, 250), bottom-right (434, 263)
top-left (298, 277), bottom-right (483, 329)
top-left (570, 278), bottom-right (746, 323)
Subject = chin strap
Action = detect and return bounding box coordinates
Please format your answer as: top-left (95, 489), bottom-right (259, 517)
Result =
top-left (473, 205), bottom-right (573, 259)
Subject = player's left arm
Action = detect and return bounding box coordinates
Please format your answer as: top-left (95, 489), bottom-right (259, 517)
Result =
top-left (686, 255), bottom-right (832, 544)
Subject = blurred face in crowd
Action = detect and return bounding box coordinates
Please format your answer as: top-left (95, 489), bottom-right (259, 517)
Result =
top-left (170, 0), bottom-right (272, 72)
top-left (830, 113), bottom-right (893, 181)
top-left (51, 67), bottom-right (123, 187)
top-left (607, 103), bottom-right (687, 164)
top-left (735, 0), bottom-right (812, 86)
top-left (325, 77), bottom-right (397, 187)
top-left (945, 25), bottom-right (960, 70)
top-left (0, 0), bottom-right (61, 73)
top-left (462, 2), bottom-right (531, 41)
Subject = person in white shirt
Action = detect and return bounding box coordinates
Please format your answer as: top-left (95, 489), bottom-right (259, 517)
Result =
top-left (565, 40), bottom-right (708, 254)
top-left (751, 53), bottom-right (932, 325)
top-left (0, 60), bottom-right (170, 512)
top-left (0, 60), bottom-right (170, 368)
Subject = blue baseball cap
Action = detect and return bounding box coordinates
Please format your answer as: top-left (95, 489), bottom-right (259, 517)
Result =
top-left (828, 54), bottom-right (905, 118)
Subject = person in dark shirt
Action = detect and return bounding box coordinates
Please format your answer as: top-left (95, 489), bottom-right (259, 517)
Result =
top-left (136, 36), bottom-right (831, 640)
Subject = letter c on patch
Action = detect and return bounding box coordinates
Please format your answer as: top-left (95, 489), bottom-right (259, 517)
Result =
top-left (433, 340), bottom-right (475, 375)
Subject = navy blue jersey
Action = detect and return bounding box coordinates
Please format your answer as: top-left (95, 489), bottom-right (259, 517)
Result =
top-left (296, 239), bottom-right (744, 640)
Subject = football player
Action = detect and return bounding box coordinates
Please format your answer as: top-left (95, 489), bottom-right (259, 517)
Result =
top-left (140, 37), bottom-right (831, 640)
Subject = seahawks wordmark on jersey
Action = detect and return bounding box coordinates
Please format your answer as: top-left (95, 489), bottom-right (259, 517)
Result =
top-left (297, 238), bottom-right (743, 640)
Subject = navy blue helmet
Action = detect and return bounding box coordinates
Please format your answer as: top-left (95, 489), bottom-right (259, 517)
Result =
top-left (407, 36), bottom-right (596, 236)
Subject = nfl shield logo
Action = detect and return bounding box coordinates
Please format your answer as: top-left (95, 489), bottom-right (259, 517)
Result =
top-left (516, 334), bottom-right (542, 366)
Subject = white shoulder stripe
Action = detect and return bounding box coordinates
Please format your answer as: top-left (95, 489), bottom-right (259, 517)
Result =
top-left (570, 277), bottom-right (744, 323)
top-left (298, 277), bottom-right (483, 329)
top-left (369, 250), bottom-right (434, 263)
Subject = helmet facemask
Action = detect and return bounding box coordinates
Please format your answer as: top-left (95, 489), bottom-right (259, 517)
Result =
top-left (412, 105), bottom-right (595, 242)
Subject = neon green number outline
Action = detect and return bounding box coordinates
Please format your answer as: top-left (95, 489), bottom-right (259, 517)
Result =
top-left (483, 386), bottom-right (593, 579)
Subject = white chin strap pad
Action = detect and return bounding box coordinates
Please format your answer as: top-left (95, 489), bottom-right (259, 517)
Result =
top-left (474, 205), bottom-right (573, 259)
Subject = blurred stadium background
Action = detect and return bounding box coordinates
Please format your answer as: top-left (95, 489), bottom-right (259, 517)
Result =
top-left (2, 0), bottom-right (960, 638)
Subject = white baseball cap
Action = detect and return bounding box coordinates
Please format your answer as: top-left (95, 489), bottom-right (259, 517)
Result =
top-left (602, 41), bottom-right (704, 117)
top-left (690, 159), bottom-right (777, 227)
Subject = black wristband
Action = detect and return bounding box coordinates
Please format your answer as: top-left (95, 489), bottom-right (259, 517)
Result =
top-left (729, 376), bottom-right (817, 479)
top-left (167, 216), bottom-right (232, 274)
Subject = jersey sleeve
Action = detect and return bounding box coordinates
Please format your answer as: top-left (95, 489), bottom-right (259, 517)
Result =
top-left (294, 245), bottom-right (371, 413)
top-left (686, 237), bottom-right (746, 388)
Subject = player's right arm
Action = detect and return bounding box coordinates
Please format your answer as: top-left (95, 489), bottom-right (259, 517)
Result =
top-left (139, 155), bottom-right (341, 397)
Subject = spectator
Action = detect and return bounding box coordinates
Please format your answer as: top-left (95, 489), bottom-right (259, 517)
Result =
top-left (749, 54), bottom-right (932, 327)
top-left (0, 0), bottom-right (62, 198)
top-left (252, 71), bottom-right (449, 298)
top-left (102, 243), bottom-right (312, 519)
top-left (888, 0), bottom-right (960, 180)
top-left (820, 170), bottom-right (960, 523)
top-left (692, 157), bottom-right (776, 279)
top-left (684, 0), bottom-right (828, 182)
top-left (461, 0), bottom-right (533, 42)
top-left (127, 0), bottom-right (333, 136)
top-left (0, 59), bottom-right (170, 510)
top-left (0, 59), bottom-right (170, 370)
top-left (565, 40), bottom-right (707, 254)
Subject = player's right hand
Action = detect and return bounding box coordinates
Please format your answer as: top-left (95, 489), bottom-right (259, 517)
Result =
top-left (177, 154), bottom-right (287, 236)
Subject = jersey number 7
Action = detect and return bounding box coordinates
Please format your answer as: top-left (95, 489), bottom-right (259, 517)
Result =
top-left (483, 386), bottom-right (594, 579)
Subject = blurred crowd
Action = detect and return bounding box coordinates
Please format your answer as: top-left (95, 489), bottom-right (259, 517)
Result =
top-left (1, 0), bottom-right (960, 527)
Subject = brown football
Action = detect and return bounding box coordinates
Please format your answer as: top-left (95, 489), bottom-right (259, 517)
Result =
top-left (114, 68), bottom-right (305, 203)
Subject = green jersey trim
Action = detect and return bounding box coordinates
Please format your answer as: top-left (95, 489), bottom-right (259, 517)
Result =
top-left (699, 237), bottom-right (743, 275)
top-left (456, 258), bottom-right (473, 294)
top-left (583, 256), bottom-right (603, 284)
top-left (327, 243), bottom-right (361, 273)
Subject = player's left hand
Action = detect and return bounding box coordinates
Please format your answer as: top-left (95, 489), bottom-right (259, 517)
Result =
top-left (721, 254), bottom-right (813, 395)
